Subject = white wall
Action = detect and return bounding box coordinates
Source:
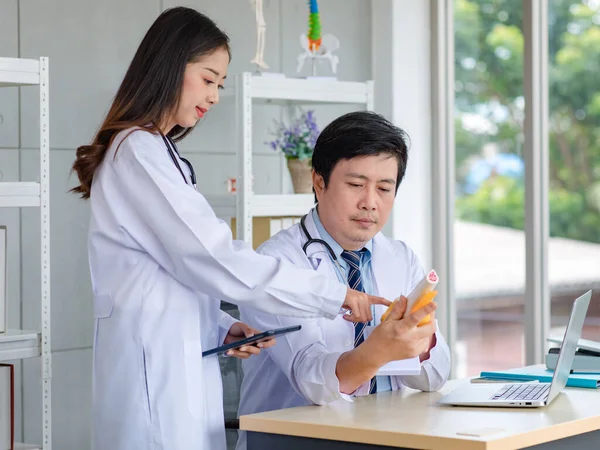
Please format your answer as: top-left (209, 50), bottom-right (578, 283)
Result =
top-left (372, 0), bottom-right (433, 271)
top-left (0, 1), bottom-right (373, 448)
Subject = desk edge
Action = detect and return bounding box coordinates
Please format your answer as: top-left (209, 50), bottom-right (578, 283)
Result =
top-left (242, 412), bottom-right (600, 450)
top-left (240, 415), bottom-right (487, 450)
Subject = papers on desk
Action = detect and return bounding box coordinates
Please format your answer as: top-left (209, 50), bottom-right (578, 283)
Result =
top-left (547, 336), bottom-right (600, 354)
top-left (376, 356), bottom-right (421, 376)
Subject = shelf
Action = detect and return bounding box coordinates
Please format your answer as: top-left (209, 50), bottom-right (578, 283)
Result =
top-left (15, 443), bottom-right (41, 450)
top-left (0, 57), bottom-right (40, 87)
top-left (223, 71), bottom-right (373, 246)
top-left (2, 55), bottom-right (50, 450)
top-left (0, 330), bottom-right (41, 362)
top-left (252, 194), bottom-right (315, 216)
top-left (207, 194), bottom-right (315, 218)
top-left (0, 182), bottom-right (41, 207)
top-left (223, 74), bottom-right (372, 104)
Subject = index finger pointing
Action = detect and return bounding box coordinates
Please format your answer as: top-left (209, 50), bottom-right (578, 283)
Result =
top-left (368, 295), bottom-right (392, 307)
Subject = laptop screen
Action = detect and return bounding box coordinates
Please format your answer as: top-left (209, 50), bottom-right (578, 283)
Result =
top-left (546, 290), bottom-right (592, 403)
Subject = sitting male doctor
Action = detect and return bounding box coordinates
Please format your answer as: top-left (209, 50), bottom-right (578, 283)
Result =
top-left (236, 111), bottom-right (451, 449)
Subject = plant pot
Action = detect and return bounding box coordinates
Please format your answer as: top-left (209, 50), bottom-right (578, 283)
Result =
top-left (287, 158), bottom-right (313, 194)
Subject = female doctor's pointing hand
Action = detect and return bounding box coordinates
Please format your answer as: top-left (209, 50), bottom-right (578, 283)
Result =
top-left (70, 7), bottom-right (390, 450)
top-left (343, 288), bottom-right (389, 322)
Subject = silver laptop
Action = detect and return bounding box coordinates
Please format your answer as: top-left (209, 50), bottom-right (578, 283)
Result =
top-left (438, 290), bottom-right (592, 408)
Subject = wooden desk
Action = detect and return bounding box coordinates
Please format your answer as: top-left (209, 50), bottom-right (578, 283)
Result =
top-left (240, 378), bottom-right (600, 449)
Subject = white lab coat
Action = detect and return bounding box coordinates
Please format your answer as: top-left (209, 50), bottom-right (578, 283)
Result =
top-left (88, 128), bottom-right (347, 450)
top-left (236, 212), bottom-right (451, 450)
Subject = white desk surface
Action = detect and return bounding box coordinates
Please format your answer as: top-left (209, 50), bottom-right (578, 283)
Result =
top-left (240, 375), bottom-right (600, 450)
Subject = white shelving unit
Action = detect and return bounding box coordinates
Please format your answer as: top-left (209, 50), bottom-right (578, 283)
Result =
top-left (210, 72), bottom-right (374, 246)
top-left (0, 56), bottom-right (51, 450)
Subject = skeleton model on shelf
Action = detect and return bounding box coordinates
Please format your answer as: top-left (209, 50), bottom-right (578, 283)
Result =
top-left (297, 0), bottom-right (339, 76)
top-left (250, 0), bottom-right (269, 71)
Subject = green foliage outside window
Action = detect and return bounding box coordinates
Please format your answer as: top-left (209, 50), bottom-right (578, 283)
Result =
top-left (455, 0), bottom-right (600, 244)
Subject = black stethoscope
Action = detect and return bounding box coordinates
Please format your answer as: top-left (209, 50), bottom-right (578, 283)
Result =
top-left (160, 133), bottom-right (197, 189)
top-left (301, 213), bottom-right (372, 318)
top-left (300, 213), bottom-right (351, 285)
top-left (300, 214), bottom-right (338, 262)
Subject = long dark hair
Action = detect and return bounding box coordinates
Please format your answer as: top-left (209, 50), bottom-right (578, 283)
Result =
top-left (70, 7), bottom-right (230, 199)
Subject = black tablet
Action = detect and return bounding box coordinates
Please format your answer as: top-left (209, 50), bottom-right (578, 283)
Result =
top-left (201, 325), bottom-right (302, 357)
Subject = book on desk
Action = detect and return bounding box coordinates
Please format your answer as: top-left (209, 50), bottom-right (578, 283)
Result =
top-left (546, 347), bottom-right (600, 374)
top-left (479, 338), bottom-right (600, 389)
top-left (480, 350), bottom-right (600, 389)
top-left (480, 365), bottom-right (600, 388)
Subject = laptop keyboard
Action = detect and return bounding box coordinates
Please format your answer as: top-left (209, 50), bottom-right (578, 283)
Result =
top-left (491, 383), bottom-right (551, 401)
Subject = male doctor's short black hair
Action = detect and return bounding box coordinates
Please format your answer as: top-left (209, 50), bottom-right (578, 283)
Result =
top-left (71, 7), bottom-right (230, 199)
top-left (311, 111), bottom-right (410, 199)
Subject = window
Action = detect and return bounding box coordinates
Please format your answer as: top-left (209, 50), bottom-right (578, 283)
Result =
top-left (448, 0), bottom-right (600, 377)
top-left (547, 0), bottom-right (600, 344)
top-left (453, 0), bottom-right (526, 377)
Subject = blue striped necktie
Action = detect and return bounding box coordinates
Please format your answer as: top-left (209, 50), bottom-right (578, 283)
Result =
top-left (340, 249), bottom-right (377, 394)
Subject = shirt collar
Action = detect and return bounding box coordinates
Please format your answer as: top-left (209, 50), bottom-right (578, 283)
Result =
top-left (310, 207), bottom-right (373, 264)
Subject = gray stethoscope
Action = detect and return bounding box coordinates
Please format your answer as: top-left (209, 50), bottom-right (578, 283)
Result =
top-left (161, 133), bottom-right (197, 189)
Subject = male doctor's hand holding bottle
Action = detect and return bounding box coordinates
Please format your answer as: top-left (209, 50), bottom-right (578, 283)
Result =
top-left (366, 297), bottom-right (438, 364)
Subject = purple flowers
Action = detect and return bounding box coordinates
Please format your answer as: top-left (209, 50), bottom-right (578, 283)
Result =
top-left (266, 110), bottom-right (320, 160)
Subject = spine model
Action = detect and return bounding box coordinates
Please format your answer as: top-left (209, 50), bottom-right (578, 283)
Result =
top-left (307, 0), bottom-right (322, 52)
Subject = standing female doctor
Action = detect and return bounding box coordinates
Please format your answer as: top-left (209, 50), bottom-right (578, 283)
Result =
top-left (70, 7), bottom-right (389, 450)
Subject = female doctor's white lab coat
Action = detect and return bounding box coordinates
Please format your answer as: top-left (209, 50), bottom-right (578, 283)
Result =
top-left (88, 128), bottom-right (347, 450)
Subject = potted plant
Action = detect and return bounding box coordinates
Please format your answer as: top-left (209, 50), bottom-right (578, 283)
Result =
top-left (267, 110), bottom-right (320, 194)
